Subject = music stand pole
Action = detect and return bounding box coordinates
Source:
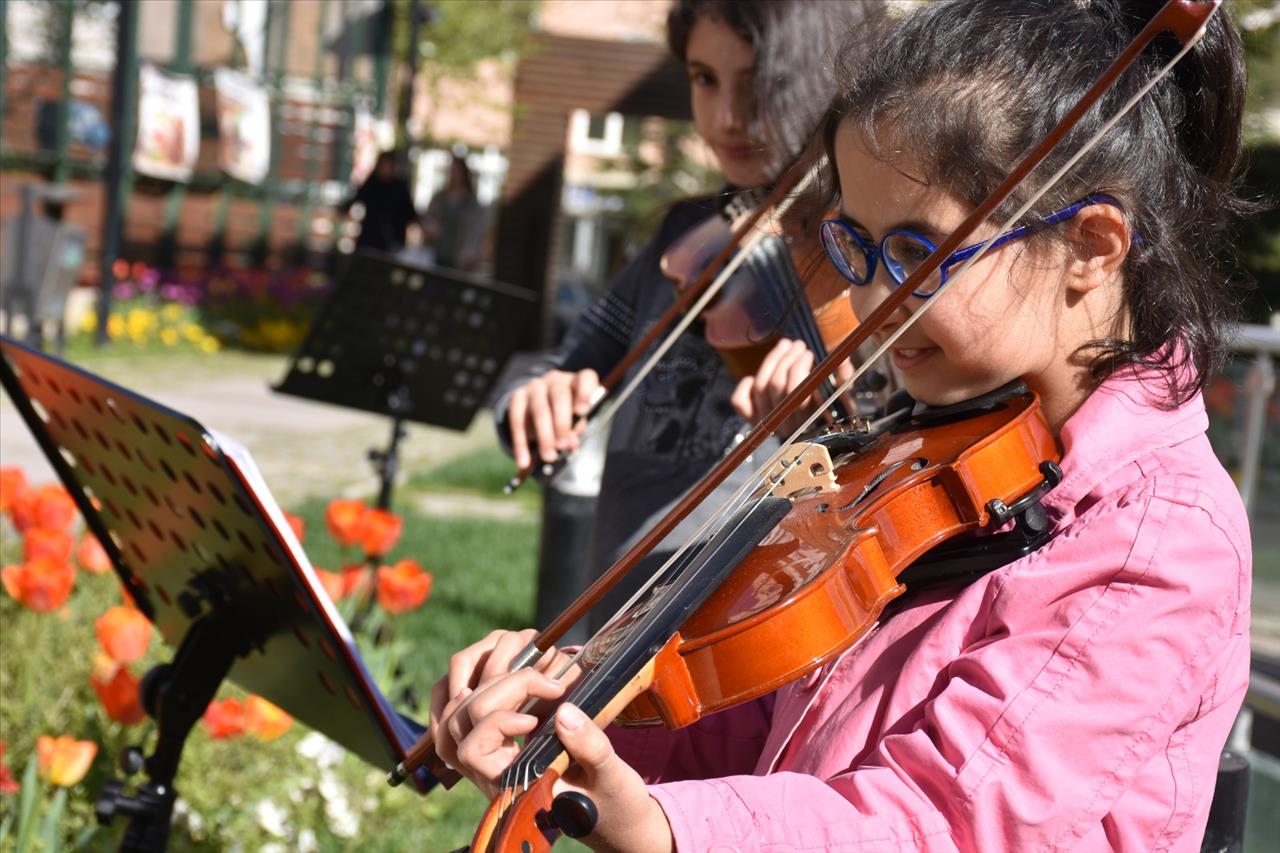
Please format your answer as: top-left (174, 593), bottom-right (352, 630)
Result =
top-left (367, 386), bottom-right (412, 510)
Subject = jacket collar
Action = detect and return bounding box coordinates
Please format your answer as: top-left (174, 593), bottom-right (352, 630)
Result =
top-left (1040, 369), bottom-right (1208, 525)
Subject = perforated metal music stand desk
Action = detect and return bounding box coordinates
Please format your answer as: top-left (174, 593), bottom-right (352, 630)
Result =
top-left (274, 252), bottom-right (536, 506)
top-left (0, 337), bottom-right (437, 849)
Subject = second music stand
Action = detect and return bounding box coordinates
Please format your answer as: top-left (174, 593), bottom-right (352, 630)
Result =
top-left (274, 252), bottom-right (536, 507)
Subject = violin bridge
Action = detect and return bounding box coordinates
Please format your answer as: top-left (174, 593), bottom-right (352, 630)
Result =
top-left (765, 443), bottom-right (838, 497)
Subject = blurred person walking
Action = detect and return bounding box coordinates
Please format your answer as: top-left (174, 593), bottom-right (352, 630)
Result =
top-left (342, 149), bottom-right (420, 254)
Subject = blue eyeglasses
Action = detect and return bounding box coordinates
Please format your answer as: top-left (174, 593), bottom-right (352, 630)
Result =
top-left (819, 194), bottom-right (1125, 299)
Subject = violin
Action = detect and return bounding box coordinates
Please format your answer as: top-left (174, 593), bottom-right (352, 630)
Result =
top-left (477, 384), bottom-right (1062, 851)
top-left (659, 198), bottom-right (859, 392)
top-left (395, 3), bottom-right (1221, 846)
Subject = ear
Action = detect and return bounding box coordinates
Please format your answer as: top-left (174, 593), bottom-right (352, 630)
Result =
top-left (1062, 202), bottom-right (1130, 295)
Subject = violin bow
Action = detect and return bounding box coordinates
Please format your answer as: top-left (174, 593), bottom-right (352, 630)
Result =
top-left (392, 0), bottom-right (1222, 795)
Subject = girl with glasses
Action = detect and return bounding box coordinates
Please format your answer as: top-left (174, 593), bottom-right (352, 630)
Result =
top-left (434, 2), bottom-right (1254, 850)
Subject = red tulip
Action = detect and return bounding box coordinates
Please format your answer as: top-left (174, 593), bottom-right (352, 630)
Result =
top-left (245, 695), bottom-right (292, 740)
top-left (95, 606), bottom-right (152, 664)
top-left (325, 499), bottom-right (367, 548)
top-left (8, 484), bottom-right (77, 532)
top-left (202, 698), bottom-right (247, 739)
top-left (376, 559), bottom-right (433, 614)
top-left (342, 565), bottom-right (373, 599)
top-left (0, 741), bottom-right (18, 794)
top-left (0, 467), bottom-right (28, 513)
top-left (23, 528), bottom-right (74, 564)
top-left (36, 735), bottom-right (96, 787)
top-left (285, 512), bottom-right (305, 543)
top-left (359, 508), bottom-right (403, 558)
top-left (76, 534), bottom-right (113, 574)
top-left (1, 558), bottom-right (75, 612)
top-left (315, 568), bottom-right (347, 601)
top-left (90, 656), bottom-right (146, 725)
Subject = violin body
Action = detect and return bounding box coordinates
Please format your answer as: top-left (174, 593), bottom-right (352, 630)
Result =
top-left (593, 385), bottom-right (1060, 728)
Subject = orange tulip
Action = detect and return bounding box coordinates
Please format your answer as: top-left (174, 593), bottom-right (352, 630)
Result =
top-left (359, 508), bottom-right (403, 558)
top-left (376, 559), bottom-right (433, 614)
top-left (36, 735), bottom-right (97, 787)
top-left (8, 484), bottom-right (77, 532)
top-left (325, 499), bottom-right (367, 548)
top-left (285, 513), bottom-right (305, 543)
top-left (0, 741), bottom-right (18, 794)
top-left (23, 528), bottom-right (74, 564)
top-left (314, 568), bottom-right (346, 601)
top-left (90, 656), bottom-right (146, 725)
top-left (244, 695), bottom-right (293, 740)
top-left (0, 467), bottom-right (28, 513)
top-left (1, 558), bottom-right (75, 612)
top-left (95, 606), bottom-right (152, 664)
top-left (202, 698), bottom-right (247, 739)
top-left (76, 534), bottom-right (113, 574)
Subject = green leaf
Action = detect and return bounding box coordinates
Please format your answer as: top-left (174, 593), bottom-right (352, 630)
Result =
top-left (14, 756), bottom-right (40, 853)
top-left (37, 787), bottom-right (67, 853)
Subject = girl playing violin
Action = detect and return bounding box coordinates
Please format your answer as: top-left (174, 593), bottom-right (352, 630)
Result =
top-left (493, 0), bottom-right (874, 632)
top-left (437, 1), bottom-right (1253, 849)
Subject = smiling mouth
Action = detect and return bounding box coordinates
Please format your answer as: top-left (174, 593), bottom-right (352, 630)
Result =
top-left (891, 347), bottom-right (938, 369)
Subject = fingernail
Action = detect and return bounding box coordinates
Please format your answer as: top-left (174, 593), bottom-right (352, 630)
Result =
top-left (557, 703), bottom-right (587, 731)
top-left (455, 687), bottom-right (472, 701)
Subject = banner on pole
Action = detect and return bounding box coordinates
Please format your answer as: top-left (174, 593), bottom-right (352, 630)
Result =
top-left (132, 65), bottom-right (200, 182)
top-left (214, 68), bottom-right (271, 185)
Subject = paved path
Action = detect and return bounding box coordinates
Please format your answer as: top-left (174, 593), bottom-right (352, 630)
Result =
top-left (0, 349), bottom-right (496, 508)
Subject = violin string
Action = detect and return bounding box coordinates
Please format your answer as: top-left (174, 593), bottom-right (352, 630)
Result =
top-left (487, 11), bottom-right (1212, 799)
top-left (512, 495), bottom-right (774, 791)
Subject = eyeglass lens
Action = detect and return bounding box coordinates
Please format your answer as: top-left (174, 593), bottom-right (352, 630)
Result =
top-left (820, 223), bottom-right (944, 297)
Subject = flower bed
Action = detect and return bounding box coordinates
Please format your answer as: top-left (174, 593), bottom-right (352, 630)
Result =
top-left (0, 466), bottom-right (492, 850)
top-left (74, 261), bottom-right (333, 355)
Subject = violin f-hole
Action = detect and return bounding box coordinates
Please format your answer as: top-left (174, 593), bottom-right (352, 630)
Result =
top-left (830, 457), bottom-right (928, 513)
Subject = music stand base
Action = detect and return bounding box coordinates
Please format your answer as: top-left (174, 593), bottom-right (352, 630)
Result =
top-left (96, 610), bottom-right (245, 852)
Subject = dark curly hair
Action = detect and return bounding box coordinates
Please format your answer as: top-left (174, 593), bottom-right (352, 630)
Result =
top-left (819, 0), bottom-right (1256, 405)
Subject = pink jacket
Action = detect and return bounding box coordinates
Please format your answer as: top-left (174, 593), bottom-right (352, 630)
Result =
top-left (610, 373), bottom-right (1252, 851)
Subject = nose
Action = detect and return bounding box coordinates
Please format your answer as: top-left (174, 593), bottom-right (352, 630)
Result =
top-left (717, 79), bottom-right (751, 134)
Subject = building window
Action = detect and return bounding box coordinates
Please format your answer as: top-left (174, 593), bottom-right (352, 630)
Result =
top-left (570, 109), bottom-right (626, 157)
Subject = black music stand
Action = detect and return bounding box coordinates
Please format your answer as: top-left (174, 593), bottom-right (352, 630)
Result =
top-left (0, 337), bottom-right (438, 853)
top-left (274, 252), bottom-right (536, 508)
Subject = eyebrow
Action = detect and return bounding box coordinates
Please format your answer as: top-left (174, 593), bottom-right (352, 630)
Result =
top-left (835, 210), bottom-right (950, 242)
